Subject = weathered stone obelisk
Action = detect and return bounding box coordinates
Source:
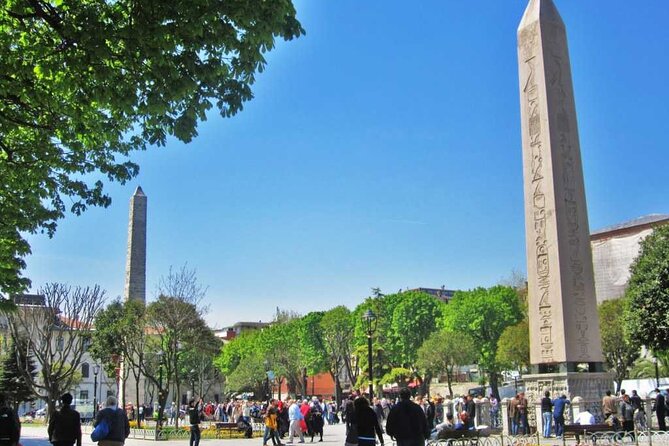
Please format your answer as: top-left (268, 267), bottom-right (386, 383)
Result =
top-left (119, 186), bottom-right (147, 407)
top-left (517, 0), bottom-right (610, 422)
top-left (124, 186), bottom-right (147, 303)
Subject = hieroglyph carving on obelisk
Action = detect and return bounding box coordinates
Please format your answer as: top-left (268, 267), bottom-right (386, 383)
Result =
top-left (518, 0), bottom-right (604, 365)
top-left (123, 186), bottom-right (147, 303)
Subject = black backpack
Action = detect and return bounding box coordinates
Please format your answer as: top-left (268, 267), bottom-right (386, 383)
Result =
top-left (0, 407), bottom-right (18, 441)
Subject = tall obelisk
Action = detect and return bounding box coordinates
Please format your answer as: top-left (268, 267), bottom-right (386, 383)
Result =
top-left (124, 186), bottom-right (147, 303)
top-left (119, 186), bottom-right (147, 407)
top-left (517, 0), bottom-right (609, 422)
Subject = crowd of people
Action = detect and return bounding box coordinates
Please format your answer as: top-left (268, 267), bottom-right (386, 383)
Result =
top-left (537, 387), bottom-right (669, 439)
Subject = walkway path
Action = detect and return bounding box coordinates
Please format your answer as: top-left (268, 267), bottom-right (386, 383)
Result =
top-left (19, 423), bottom-right (349, 446)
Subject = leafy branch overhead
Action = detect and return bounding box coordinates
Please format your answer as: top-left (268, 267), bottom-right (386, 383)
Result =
top-left (0, 0), bottom-right (304, 294)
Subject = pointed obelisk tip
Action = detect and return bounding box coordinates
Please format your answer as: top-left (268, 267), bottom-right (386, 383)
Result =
top-left (133, 186), bottom-right (145, 197)
top-left (519, 0), bottom-right (563, 29)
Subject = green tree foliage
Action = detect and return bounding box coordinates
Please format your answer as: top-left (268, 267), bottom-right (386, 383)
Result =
top-left (416, 330), bottom-right (476, 397)
top-left (351, 290), bottom-right (445, 392)
top-left (0, 1), bottom-right (304, 294)
top-left (298, 312), bottom-right (328, 376)
top-left (90, 298), bottom-right (147, 424)
top-left (624, 225), bottom-right (669, 352)
top-left (442, 285), bottom-right (523, 397)
top-left (0, 337), bottom-right (37, 408)
top-left (495, 320), bottom-right (530, 372)
top-left (629, 350), bottom-right (669, 379)
top-left (598, 299), bottom-right (640, 391)
top-left (390, 293), bottom-right (446, 367)
top-left (320, 306), bottom-right (355, 402)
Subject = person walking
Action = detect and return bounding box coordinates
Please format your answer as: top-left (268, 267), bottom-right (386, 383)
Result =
top-left (655, 388), bottom-right (667, 431)
top-left (263, 399), bottom-right (283, 446)
top-left (188, 398), bottom-right (203, 446)
top-left (464, 395), bottom-right (476, 430)
top-left (352, 397), bottom-right (384, 446)
top-left (0, 394), bottom-right (20, 446)
top-left (308, 398), bottom-right (324, 442)
top-left (385, 389), bottom-right (429, 446)
top-left (540, 391), bottom-right (553, 438)
top-left (48, 393), bottom-right (81, 446)
top-left (552, 394), bottom-right (570, 439)
top-left (287, 399), bottom-right (305, 444)
top-left (93, 396), bottom-right (130, 446)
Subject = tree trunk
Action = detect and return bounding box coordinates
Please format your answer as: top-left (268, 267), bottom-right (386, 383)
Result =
top-left (135, 369), bottom-right (142, 428)
top-left (446, 367), bottom-right (454, 398)
top-left (488, 371), bottom-right (501, 400)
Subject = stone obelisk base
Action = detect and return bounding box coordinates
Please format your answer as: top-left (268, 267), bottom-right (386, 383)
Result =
top-left (524, 372), bottom-right (613, 426)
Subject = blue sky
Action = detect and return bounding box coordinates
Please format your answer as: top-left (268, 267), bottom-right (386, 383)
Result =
top-left (24, 1), bottom-right (669, 327)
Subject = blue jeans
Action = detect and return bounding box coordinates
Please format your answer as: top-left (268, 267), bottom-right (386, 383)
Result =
top-left (511, 419), bottom-right (519, 435)
top-left (263, 427), bottom-right (280, 445)
top-left (554, 414), bottom-right (565, 437)
top-left (542, 412), bottom-right (552, 437)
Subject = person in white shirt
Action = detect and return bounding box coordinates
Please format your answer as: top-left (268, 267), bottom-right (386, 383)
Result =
top-left (574, 410), bottom-right (595, 425)
top-left (287, 400), bottom-right (305, 444)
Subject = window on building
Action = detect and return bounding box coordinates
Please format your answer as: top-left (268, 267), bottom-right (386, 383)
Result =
top-left (56, 336), bottom-right (64, 351)
top-left (82, 363), bottom-right (90, 378)
top-left (79, 390), bottom-right (89, 401)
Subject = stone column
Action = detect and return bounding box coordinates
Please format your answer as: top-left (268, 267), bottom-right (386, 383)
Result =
top-left (571, 396), bottom-right (583, 421)
top-left (476, 398), bottom-right (491, 427)
top-left (501, 398), bottom-right (511, 435)
top-left (645, 398), bottom-right (654, 429)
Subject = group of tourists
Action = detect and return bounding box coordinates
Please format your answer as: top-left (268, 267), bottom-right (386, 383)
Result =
top-left (259, 396), bottom-right (326, 445)
top-left (538, 387), bottom-right (669, 439)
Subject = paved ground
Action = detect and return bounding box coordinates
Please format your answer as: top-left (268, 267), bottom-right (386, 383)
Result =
top-left (19, 423), bottom-right (349, 446)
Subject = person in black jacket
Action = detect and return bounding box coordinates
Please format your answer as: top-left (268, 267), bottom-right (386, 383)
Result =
top-left (655, 389), bottom-right (666, 431)
top-left (93, 396), bottom-right (130, 446)
top-left (188, 398), bottom-right (203, 446)
top-left (353, 397), bottom-right (384, 446)
top-left (385, 389), bottom-right (428, 446)
top-left (48, 393), bottom-right (81, 446)
top-left (0, 394), bottom-right (20, 446)
top-left (540, 391), bottom-right (553, 438)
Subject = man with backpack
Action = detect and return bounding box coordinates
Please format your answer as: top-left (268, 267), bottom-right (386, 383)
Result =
top-left (0, 395), bottom-right (20, 446)
top-left (93, 396), bottom-right (130, 446)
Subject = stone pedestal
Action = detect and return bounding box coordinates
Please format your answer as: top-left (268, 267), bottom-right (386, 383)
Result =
top-left (523, 372), bottom-right (613, 423)
top-left (501, 398), bottom-right (511, 435)
top-left (475, 398), bottom-right (491, 427)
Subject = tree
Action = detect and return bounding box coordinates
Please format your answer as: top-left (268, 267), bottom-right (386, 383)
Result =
top-left (598, 299), bottom-right (640, 391)
top-left (2, 283), bottom-right (105, 418)
top-left (0, 1), bottom-right (304, 295)
top-left (146, 295), bottom-right (212, 428)
top-left (630, 350), bottom-right (669, 379)
top-left (389, 292), bottom-right (446, 394)
top-left (496, 320), bottom-right (530, 373)
top-left (416, 330), bottom-right (476, 397)
top-left (320, 306), bottom-right (355, 404)
top-left (89, 298), bottom-right (147, 425)
top-left (624, 225), bottom-right (669, 352)
top-left (442, 286), bottom-right (523, 398)
top-left (0, 337), bottom-right (37, 408)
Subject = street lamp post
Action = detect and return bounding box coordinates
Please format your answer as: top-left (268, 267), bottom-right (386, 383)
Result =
top-left (654, 357), bottom-right (660, 389)
top-left (190, 369), bottom-right (196, 399)
top-left (93, 365), bottom-right (100, 418)
top-left (362, 309), bottom-right (377, 399)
